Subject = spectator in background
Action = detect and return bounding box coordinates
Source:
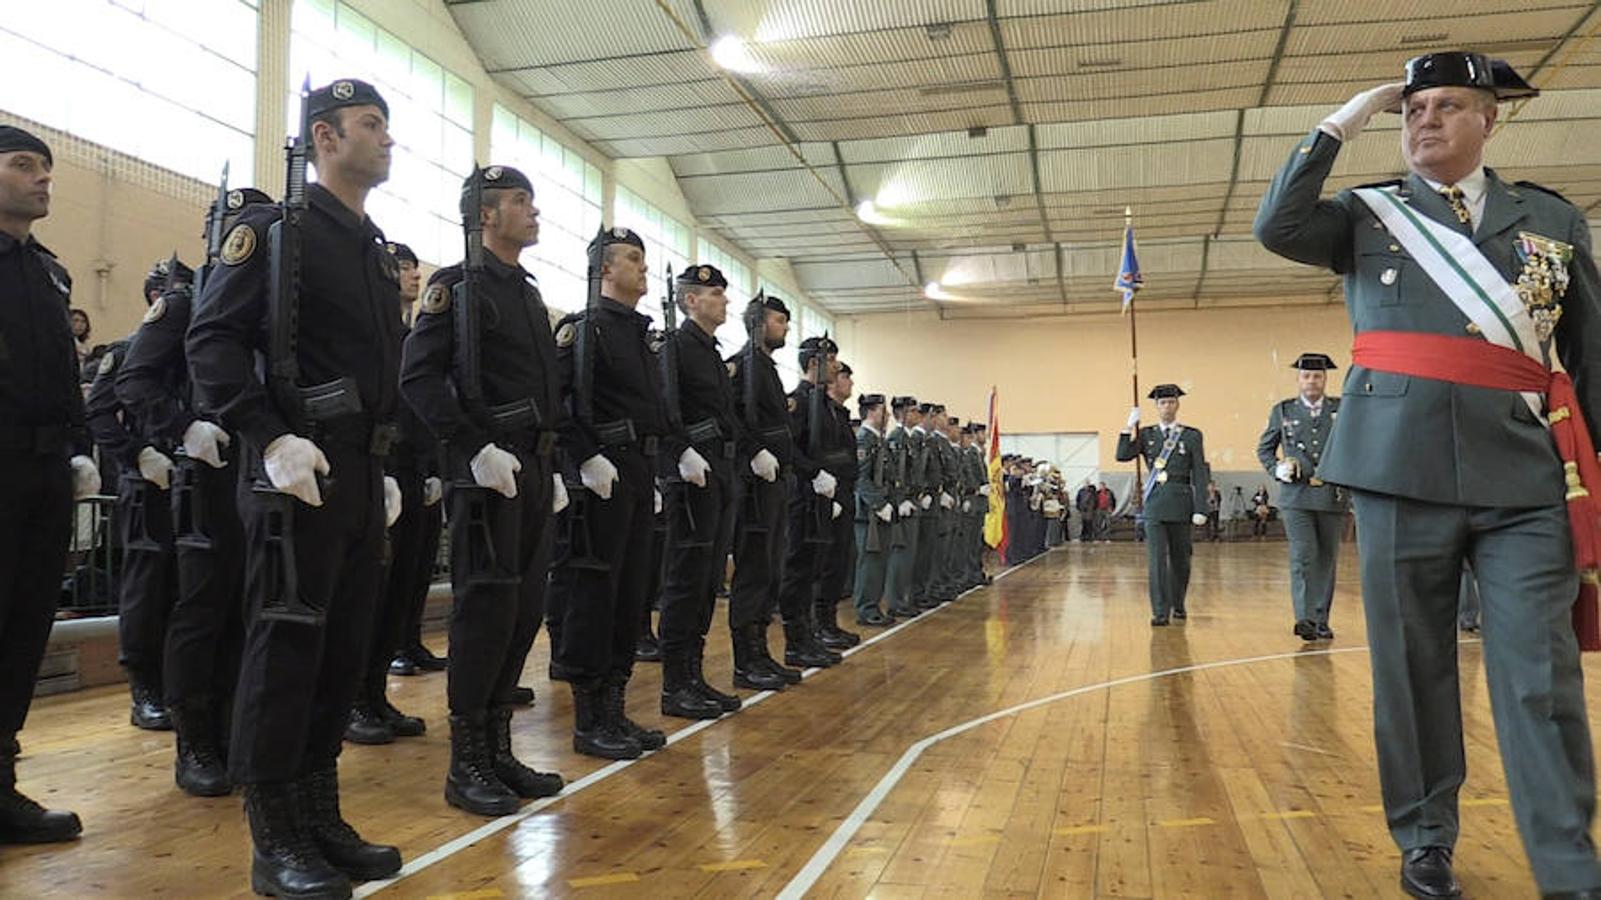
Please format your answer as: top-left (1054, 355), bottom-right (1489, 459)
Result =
top-left (1095, 482), bottom-right (1115, 542)
top-left (1075, 481), bottom-right (1096, 542)
top-left (1206, 482), bottom-right (1222, 541)
top-left (1251, 485), bottom-right (1272, 538)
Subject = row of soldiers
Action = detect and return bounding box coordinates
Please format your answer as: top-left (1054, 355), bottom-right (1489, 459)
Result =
top-left (0, 78), bottom-right (996, 899)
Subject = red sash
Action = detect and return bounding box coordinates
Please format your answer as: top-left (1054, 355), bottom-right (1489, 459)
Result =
top-left (1353, 330), bottom-right (1601, 651)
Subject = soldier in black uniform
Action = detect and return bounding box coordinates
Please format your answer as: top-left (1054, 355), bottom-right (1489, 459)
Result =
top-left (401, 164), bottom-right (566, 812)
top-left (814, 360), bottom-right (860, 650)
top-left (774, 335), bottom-right (848, 670)
top-left (0, 125), bottom-right (99, 844)
top-left (187, 79), bottom-right (403, 897)
top-left (346, 241), bottom-right (434, 746)
top-left (547, 226), bottom-right (669, 760)
top-left (656, 264), bottom-right (745, 719)
top-left (87, 257), bottom-right (193, 732)
top-left (727, 294), bottom-right (797, 691)
top-left (116, 188), bottom-right (271, 796)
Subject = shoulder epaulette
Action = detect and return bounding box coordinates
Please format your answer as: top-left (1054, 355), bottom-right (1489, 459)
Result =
top-left (1515, 181), bottom-right (1575, 207)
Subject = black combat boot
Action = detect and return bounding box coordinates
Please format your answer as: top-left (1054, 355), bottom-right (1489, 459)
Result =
top-left (168, 696), bottom-right (231, 797)
top-left (298, 767), bottom-right (401, 881)
top-left (661, 652), bottom-right (723, 720)
top-left (343, 704), bottom-right (394, 745)
top-left (634, 629), bottom-right (662, 663)
top-left (445, 713), bottom-right (519, 816)
top-left (0, 750), bottom-right (80, 844)
top-left (488, 706), bottom-right (563, 799)
top-left (128, 670), bottom-right (171, 731)
top-left (814, 600), bottom-right (860, 650)
top-left (244, 781), bottom-right (348, 898)
top-left (689, 642), bottom-right (741, 712)
top-left (732, 627), bottom-right (786, 692)
top-left (605, 673), bottom-right (666, 751)
top-left (754, 623), bottom-right (803, 683)
top-left (376, 698), bottom-right (425, 738)
top-left (784, 620), bottom-right (839, 669)
top-left (571, 679), bottom-right (641, 760)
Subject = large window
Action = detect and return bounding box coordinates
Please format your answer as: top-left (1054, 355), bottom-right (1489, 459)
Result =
top-left (489, 105), bottom-right (603, 313)
top-left (289, 0), bottom-right (472, 266)
top-left (697, 238), bottom-right (754, 358)
top-left (616, 187), bottom-right (691, 327)
top-left (0, 0), bottom-right (258, 182)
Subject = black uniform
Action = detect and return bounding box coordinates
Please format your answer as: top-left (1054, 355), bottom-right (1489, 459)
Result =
top-left (401, 256), bottom-right (560, 715)
top-left (115, 285), bottom-right (245, 722)
top-left (187, 183), bottom-right (403, 785)
top-left (0, 230), bottom-right (85, 750)
top-left (727, 341), bottom-right (792, 632)
top-left (815, 395), bottom-right (858, 632)
top-left (775, 370), bottom-right (852, 664)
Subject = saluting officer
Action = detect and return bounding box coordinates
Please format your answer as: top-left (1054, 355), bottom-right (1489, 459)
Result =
top-left (655, 264), bottom-right (745, 719)
top-left (117, 189), bottom-right (272, 797)
top-left (851, 393), bottom-right (894, 626)
top-left (0, 125), bottom-right (99, 845)
top-left (87, 257), bottom-right (193, 732)
top-left (1117, 384), bottom-right (1211, 626)
top-left (401, 165), bottom-right (566, 812)
top-left (187, 78), bottom-right (404, 897)
top-left (1256, 352), bottom-right (1348, 641)
top-left (547, 226), bottom-right (669, 761)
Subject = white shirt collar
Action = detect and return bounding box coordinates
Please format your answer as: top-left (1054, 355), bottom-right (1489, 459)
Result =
top-left (863, 420), bottom-right (884, 438)
top-left (1300, 394), bottom-right (1324, 411)
top-left (1420, 166), bottom-right (1488, 229)
top-left (912, 425), bottom-right (926, 434)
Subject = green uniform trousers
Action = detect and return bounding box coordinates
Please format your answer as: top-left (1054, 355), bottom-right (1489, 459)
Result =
top-left (1282, 508), bottom-right (1344, 626)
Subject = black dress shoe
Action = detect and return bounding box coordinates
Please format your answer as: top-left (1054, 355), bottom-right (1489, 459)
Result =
top-left (0, 786), bottom-right (81, 844)
top-left (1315, 624), bottom-right (1335, 640)
top-left (388, 655), bottom-right (417, 677)
top-left (1293, 619), bottom-right (1318, 641)
top-left (1151, 616), bottom-right (1169, 627)
top-left (404, 644), bottom-right (447, 672)
top-left (856, 611), bottom-right (892, 627)
top-left (1171, 608), bottom-right (1187, 620)
top-left (344, 705), bottom-right (395, 746)
top-left (634, 633), bottom-right (662, 663)
top-left (510, 686), bottom-right (535, 706)
top-left (1401, 846), bottom-right (1461, 899)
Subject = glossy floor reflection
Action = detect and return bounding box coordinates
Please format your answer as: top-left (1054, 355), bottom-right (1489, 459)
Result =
top-left (2, 542), bottom-right (1587, 897)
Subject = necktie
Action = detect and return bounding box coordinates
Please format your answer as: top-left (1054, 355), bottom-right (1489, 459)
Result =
top-left (1440, 185), bottom-right (1472, 228)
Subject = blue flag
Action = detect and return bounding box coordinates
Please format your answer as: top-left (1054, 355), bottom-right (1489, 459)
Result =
top-left (1114, 218), bottom-right (1142, 313)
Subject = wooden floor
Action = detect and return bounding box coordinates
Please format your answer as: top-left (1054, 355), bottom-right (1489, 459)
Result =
top-left (2, 542), bottom-right (1589, 898)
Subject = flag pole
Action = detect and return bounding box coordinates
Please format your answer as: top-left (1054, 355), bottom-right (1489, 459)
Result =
top-left (1124, 206), bottom-right (1143, 510)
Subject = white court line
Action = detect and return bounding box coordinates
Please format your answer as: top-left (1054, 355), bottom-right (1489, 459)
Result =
top-left (775, 643), bottom-right (1378, 900)
top-left (354, 550), bottom-right (1049, 897)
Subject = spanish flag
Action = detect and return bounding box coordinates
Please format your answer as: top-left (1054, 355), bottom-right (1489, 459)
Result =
top-left (983, 387), bottom-right (1007, 555)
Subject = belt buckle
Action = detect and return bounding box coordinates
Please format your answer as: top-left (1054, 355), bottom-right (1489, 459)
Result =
top-left (641, 435), bottom-right (659, 457)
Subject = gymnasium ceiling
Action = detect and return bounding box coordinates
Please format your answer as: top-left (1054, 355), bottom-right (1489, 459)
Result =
top-left (446, 0), bottom-right (1601, 318)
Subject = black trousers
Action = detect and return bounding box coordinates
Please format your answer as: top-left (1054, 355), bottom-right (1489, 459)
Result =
top-left (446, 452), bottom-right (552, 713)
top-left (777, 481), bottom-right (831, 625)
top-left (116, 473), bottom-right (178, 680)
top-left (817, 484), bottom-right (855, 612)
top-left (658, 462), bottom-right (735, 658)
top-left (548, 449), bottom-right (653, 682)
top-left (0, 452), bottom-right (73, 743)
top-left (728, 472), bottom-right (789, 630)
top-left (359, 466), bottom-right (442, 703)
top-left (163, 455), bottom-right (245, 706)
top-left (229, 445), bottom-right (383, 784)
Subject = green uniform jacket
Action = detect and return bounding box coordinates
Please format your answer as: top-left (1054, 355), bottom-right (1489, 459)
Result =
top-left (1257, 397), bottom-right (1348, 512)
top-left (1116, 425), bottom-right (1210, 522)
top-left (965, 445), bottom-right (990, 515)
top-left (1254, 129), bottom-right (1601, 507)
top-left (856, 424), bottom-right (889, 521)
top-left (909, 427), bottom-right (937, 516)
top-left (933, 433), bottom-right (961, 505)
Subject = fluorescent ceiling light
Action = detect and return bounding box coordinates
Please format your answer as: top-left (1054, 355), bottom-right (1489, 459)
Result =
top-left (710, 35), bottom-right (765, 73)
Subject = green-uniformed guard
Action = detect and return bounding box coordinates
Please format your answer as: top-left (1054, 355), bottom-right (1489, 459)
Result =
top-left (1257, 352), bottom-right (1348, 641)
top-left (963, 423), bottom-right (993, 588)
top-left (933, 415), bottom-right (966, 597)
top-left (1116, 384), bottom-right (1210, 625)
top-left (851, 394), bottom-right (893, 625)
top-left (1255, 50), bottom-right (1601, 898)
top-left (882, 396), bottom-right (922, 618)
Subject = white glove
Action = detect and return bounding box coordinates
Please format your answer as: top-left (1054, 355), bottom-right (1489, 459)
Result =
top-left (939, 491), bottom-right (955, 510)
top-left (1126, 406), bottom-right (1141, 430)
top-left (471, 442), bottom-right (521, 499)
top-left (423, 476), bottom-right (443, 506)
top-left (69, 455), bottom-right (101, 499)
top-left (1274, 460), bottom-right (1297, 483)
top-left (962, 499), bottom-right (972, 512)
top-left (811, 469), bottom-right (837, 498)
top-left (978, 484), bottom-right (991, 497)
top-left (898, 500), bottom-right (915, 517)
top-left (136, 446), bottom-right (174, 490)
top-left (750, 448), bottom-right (779, 483)
top-left (920, 494), bottom-right (933, 510)
top-left (383, 475), bottom-right (402, 527)
top-left (654, 488), bottom-right (664, 515)
top-left (263, 434), bottom-right (330, 507)
top-left (580, 453), bottom-right (618, 500)
top-left (831, 501), bottom-right (842, 520)
top-left (181, 420), bottom-right (230, 469)
top-left (677, 447), bottom-right (710, 488)
top-left (1319, 82), bottom-right (1405, 144)
top-left (877, 503), bottom-right (893, 523)
top-left (551, 473), bottom-right (570, 514)
top-left (1192, 513), bottom-right (1209, 526)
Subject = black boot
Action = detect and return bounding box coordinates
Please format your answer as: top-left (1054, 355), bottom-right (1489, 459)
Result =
top-left (605, 674), bottom-right (666, 750)
top-left (0, 752), bottom-right (80, 844)
top-left (690, 644), bottom-right (740, 712)
top-left (343, 704), bottom-right (394, 746)
top-left (445, 713), bottom-right (520, 816)
top-left (128, 672), bottom-right (171, 731)
top-left (571, 680), bottom-right (641, 760)
top-left (376, 698), bottom-right (425, 738)
top-left (168, 698), bottom-right (231, 797)
top-left (661, 652), bottom-right (723, 720)
top-left (243, 781), bottom-right (348, 898)
top-left (754, 624), bottom-right (803, 683)
top-left (387, 654), bottom-right (417, 677)
top-left (732, 627), bottom-right (786, 692)
top-left (784, 620), bottom-right (839, 669)
top-left (634, 630), bottom-right (662, 663)
top-left (488, 706), bottom-right (563, 799)
top-left (814, 601), bottom-right (860, 650)
top-left (403, 643), bottom-right (447, 672)
top-left (298, 767), bottom-right (401, 881)
top-left (510, 685), bottom-right (536, 706)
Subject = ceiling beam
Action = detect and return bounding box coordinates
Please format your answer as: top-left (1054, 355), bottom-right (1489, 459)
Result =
top-left (1256, 0), bottom-right (1299, 109)
top-left (983, 0), bottom-right (1025, 125)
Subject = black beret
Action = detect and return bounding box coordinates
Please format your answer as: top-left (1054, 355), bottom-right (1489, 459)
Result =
top-left (837, 361), bottom-right (852, 377)
top-left (798, 335), bottom-right (839, 354)
top-left (676, 264), bottom-right (728, 289)
top-left (145, 257), bottom-right (194, 290)
top-left (1402, 51), bottom-right (1538, 102)
top-left (1290, 352), bottom-right (1337, 371)
top-left (225, 187), bottom-right (274, 211)
top-left (891, 395), bottom-right (918, 410)
top-left (0, 125), bottom-right (51, 165)
top-left (1147, 384), bottom-right (1185, 400)
top-left (463, 164), bottom-right (533, 198)
top-left (858, 393), bottom-right (885, 411)
top-left (752, 290), bottom-right (790, 319)
top-left (588, 225), bottom-right (645, 254)
top-left (306, 78), bottom-right (389, 121)
top-left (948, 416), bottom-right (961, 427)
top-left (918, 402), bottom-right (945, 415)
top-left (385, 242), bottom-right (418, 265)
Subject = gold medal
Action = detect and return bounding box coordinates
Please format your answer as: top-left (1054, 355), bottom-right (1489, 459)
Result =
top-left (1153, 457), bottom-right (1166, 469)
top-left (1156, 471), bottom-right (1168, 484)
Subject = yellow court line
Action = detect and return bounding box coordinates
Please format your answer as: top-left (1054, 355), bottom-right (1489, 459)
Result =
top-left (1259, 810), bottom-right (1318, 820)
top-left (699, 859), bottom-right (768, 873)
top-left (1054, 824), bottom-right (1111, 836)
top-left (1158, 817), bottom-right (1216, 828)
top-left (568, 873), bottom-right (642, 888)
